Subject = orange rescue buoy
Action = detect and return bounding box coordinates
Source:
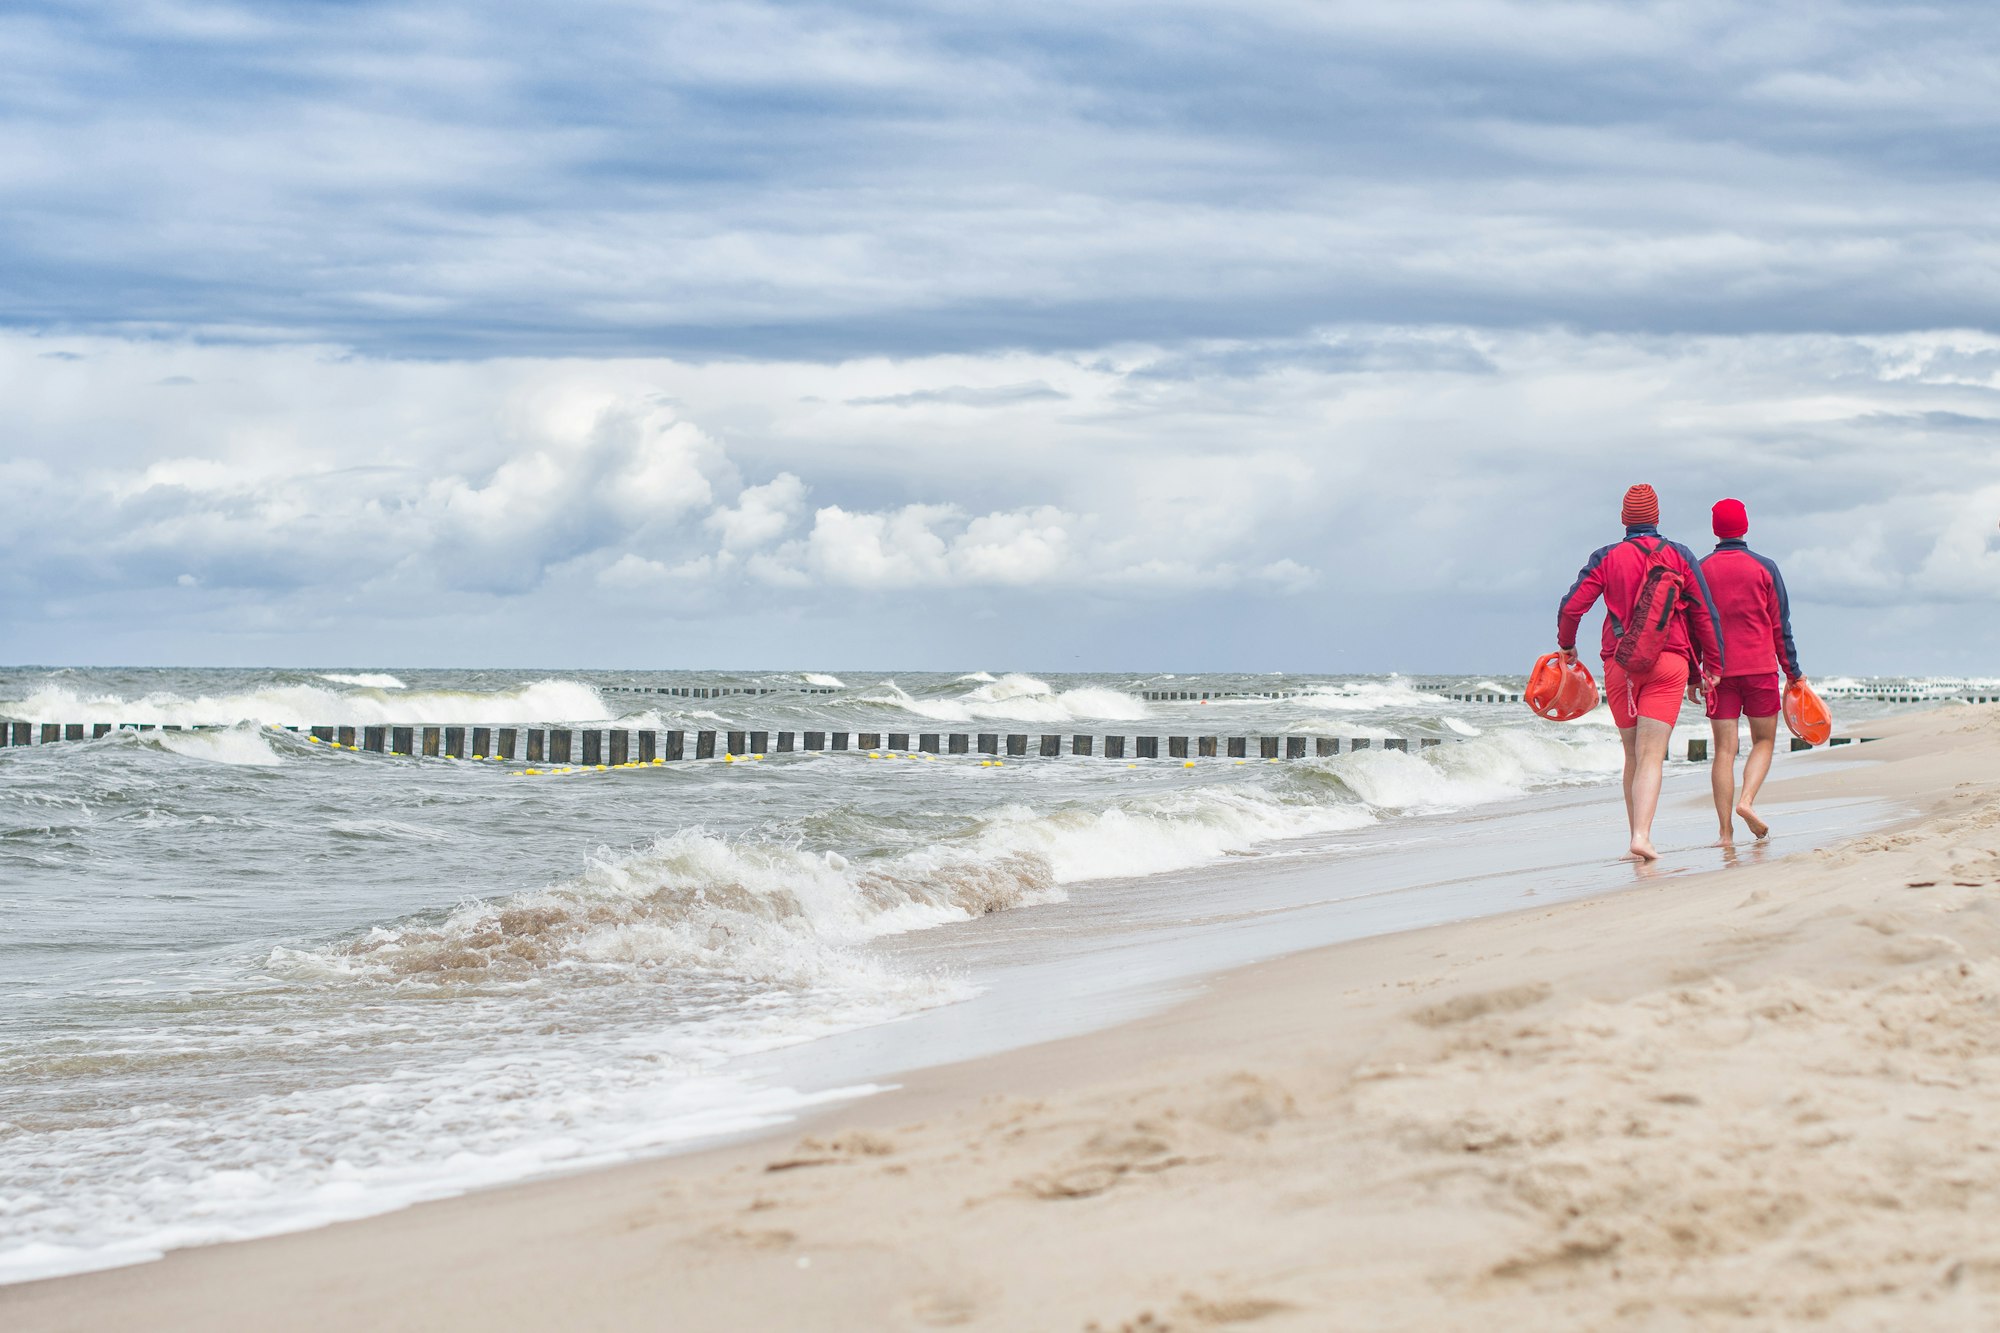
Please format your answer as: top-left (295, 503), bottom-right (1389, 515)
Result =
top-left (1525, 653), bottom-right (1600, 722)
top-left (1783, 679), bottom-right (1832, 746)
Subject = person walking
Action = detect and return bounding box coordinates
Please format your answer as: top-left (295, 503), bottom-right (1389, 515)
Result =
top-left (1556, 484), bottom-right (1725, 861)
top-left (1699, 498), bottom-right (1804, 842)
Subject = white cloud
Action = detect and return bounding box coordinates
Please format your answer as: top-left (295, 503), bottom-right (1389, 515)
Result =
top-left (6, 326), bottom-right (2000, 669)
top-left (706, 473), bottom-right (805, 551)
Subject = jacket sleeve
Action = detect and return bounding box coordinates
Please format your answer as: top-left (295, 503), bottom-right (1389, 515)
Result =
top-left (1677, 543), bottom-right (1726, 677)
top-left (1765, 559), bottom-right (1802, 678)
top-left (1556, 546), bottom-right (1610, 650)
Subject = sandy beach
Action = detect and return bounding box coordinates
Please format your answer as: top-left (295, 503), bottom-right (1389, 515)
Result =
top-left (10, 705), bottom-right (2000, 1331)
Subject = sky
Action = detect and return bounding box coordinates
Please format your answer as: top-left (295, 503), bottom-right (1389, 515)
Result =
top-left (3, 0), bottom-right (1999, 673)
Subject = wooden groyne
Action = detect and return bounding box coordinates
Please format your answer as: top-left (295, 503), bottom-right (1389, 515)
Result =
top-left (0, 723), bottom-right (1876, 765)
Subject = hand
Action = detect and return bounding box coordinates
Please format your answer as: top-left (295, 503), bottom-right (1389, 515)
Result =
top-left (1559, 646), bottom-right (1577, 664)
top-left (1790, 675), bottom-right (1808, 689)
top-left (1686, 678), bottom-right (1705, 705)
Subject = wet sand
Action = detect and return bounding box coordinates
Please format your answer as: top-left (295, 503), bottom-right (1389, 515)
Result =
top-left (10, 706), bottom-right (2000, 1331)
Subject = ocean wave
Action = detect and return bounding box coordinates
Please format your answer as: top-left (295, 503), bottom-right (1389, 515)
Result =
top-left (0, 678), bottom-right (608, 727)
top-left (154, 724), bottom-right (285, 768)
top-left (801, 673), bottom-right (845, 687)
top-left (318, 673), bottom-right (407, 689)
top-left (1310, 729), bottom-right (1624, 813)
top-left (858, 673), bottom-right (1149, 724)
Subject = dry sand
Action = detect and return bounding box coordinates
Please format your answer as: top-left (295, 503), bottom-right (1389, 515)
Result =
top-left (10, 707), bottom-right (2000, 1331)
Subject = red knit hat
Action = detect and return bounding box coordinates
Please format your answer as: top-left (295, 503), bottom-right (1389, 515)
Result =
top-left (1621, 483), bottom-right (1659, 527)
top-left (1712, 497), bottom-right (1748, 540)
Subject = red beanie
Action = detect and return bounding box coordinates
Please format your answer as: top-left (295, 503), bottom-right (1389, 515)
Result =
top-left (1621, 483), bottom-right (1659, 527)
top-left (1713, 497), bottom-right (1748, 540)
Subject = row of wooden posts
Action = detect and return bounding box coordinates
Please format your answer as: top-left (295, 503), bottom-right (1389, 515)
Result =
top-left (0, 722), bottom-right (1440, 761)
top-left (0, 723), bottom-right (1861, 761)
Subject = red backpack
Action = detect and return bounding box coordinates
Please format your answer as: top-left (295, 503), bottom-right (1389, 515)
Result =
top-left (1609, 537), bottom-right (1685, 675)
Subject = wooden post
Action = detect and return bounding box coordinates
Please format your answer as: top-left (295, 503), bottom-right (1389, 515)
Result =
top-left (1316, 737), bottom-right (1336, 756)
top-left (1040, 735), bottom-right (1061, 757)
top-left (1420, 738), bottom-right (1441, 749)
top-left (393, 725), bottom-right (415, 756)
top-left (551, 729), bottom-right (574, 763)
top-left (804, 731), bottom-right (825, 751)
top-left (636, 730), bottom-right (655, 761)
top-left (748, 731), bottom-right (768, 755)
top-left (1829, 736), bottom-right (1851, 747)
top-left (918, 734), bottom-right (939, 753)
top-left (1286, 736), bottom-right (1307, 759)
top-left (62, 723), bottom-right (83, 741)
top-left (608, 730), bottom-right (629, 765)
top-left (830, 732), bottom-right (849, 751)
top-left (1006, 734), bottom-right (1028, 756)
top-left (9, 722), bottom-right (29, 746)
top-left (1259, 737), bottom-right (1279, 759)
top-left (776, 732), bottom-right (794, 753)
top-left (1070, 734), bottom-right (1093, 756)
top-left (888, 733), bottom-right (910, 751)
top-left (727, 731), bottom-right (747, 756)
top-left (365, 726), bottom-right (387, 753)
top-left (665, 730), bottom-right (685, 760)
top-left (524, 729), bottom-right (544, 762)
top-left (1105, 736), bottom-right (1126, 758)
top-left (1688, 738), bottom-right (1709, 762)
top-left (950, 734), bottom-right (970, 754)
top-left (496, 728), bottom-right (518, 760)
top-left (978, 734), bottom-right (999, 755)
top-left (1351, 738), bottom-right (1371, 751)
top-left (1385, 738), bottom-right (1408, 752)
top-left (1136, 736), bottom-right (1159, 758)
top-left (696, 731), bottom-right (716, 759)
top-left (1791, 737), bottom-right (1812, 752)
top-left (338, 725), bottom-right (357, 747)
top-left (1228, 737), bottom-right (1247, 758)
top-left (311, 725), bottom-right (334, 743)
top-left (471, 727), bottom-right (491, 757)
top-left (1168, 736), bottom-right (1188, 758)
top-left (857, 733), bottom-right (881, 750)
top-left (41, 724), bottom-right (60, 744)
top-left (443, 726), bottom-right (465, 758)
top-left (93, 723), bottom-right (112, 738)
top-left (423, 726), bottom-right (442, 757)
top-left (1198, 736), bottom-right (1217, 757)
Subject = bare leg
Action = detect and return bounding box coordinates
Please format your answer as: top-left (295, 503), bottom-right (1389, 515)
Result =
top-left (1737, 713), bottom-right (1777, 839)
top-left (1709, 718), bottom-right (1740, 843)
top-left (1627, 717), bottom-right (1673, 861)
top-left (1619, 726), bottom-right (1638, 833)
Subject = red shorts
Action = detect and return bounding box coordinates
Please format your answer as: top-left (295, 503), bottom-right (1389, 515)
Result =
top-left (1603, 655), bottom-right (1689, 730)
top-left (1706, 673), bottom-right (1782, 721)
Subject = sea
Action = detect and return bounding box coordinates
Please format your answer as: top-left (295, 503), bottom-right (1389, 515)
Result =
top-left (0, 667), bottom-right (1958, 1283)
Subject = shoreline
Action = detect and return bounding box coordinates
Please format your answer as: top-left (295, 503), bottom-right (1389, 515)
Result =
top-left (9, 707), bottom-right (1998, 1329)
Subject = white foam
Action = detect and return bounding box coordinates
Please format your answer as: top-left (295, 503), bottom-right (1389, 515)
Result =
top-left (956, 671), bottom-right (997, 682)
top-left (154, 725), bottom-right (284, 768)
top-left (318, 673), bottom-right (407, 689)
top-left (1330, 729), bottom-right (1623, 814)
top-left (0, 678), bottom-right (608, 727)
top-left (802, 673), bottom-right (845, 687)
top-left (863, 674), bottom-right (1149, 724)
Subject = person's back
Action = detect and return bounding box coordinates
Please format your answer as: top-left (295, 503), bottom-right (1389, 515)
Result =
top-left (1699, 498), bottom-right (1804, 842)
top-left (1555, 483), bottom-right (1723, 861)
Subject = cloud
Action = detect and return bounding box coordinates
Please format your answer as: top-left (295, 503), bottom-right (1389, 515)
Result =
top-left (6, 2), bottom-right (2000, 356)
top-left (5, 324), bottom-right (2000, 669)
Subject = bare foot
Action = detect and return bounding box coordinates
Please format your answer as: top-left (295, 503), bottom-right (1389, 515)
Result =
top-left (1736, 803), bottom-right (1769, 839)
top-left (1628, 836), bottom-right (1659, 862)
top-left (1716, 824), bottom-right (1735, 846)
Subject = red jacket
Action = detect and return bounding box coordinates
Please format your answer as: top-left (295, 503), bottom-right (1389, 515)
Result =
top-left (1698, 540), bottom-right (1801, 680)
top-left (1557, 525), bottom-right (1725, 676)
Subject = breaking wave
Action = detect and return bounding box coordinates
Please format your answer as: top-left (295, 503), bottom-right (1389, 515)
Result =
top-left (0, 678), bottom-right (608, 727)
top-left (859, 673), bottom-right (1148, 724)
top-left (319, 673), bottom-right (407, 689)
